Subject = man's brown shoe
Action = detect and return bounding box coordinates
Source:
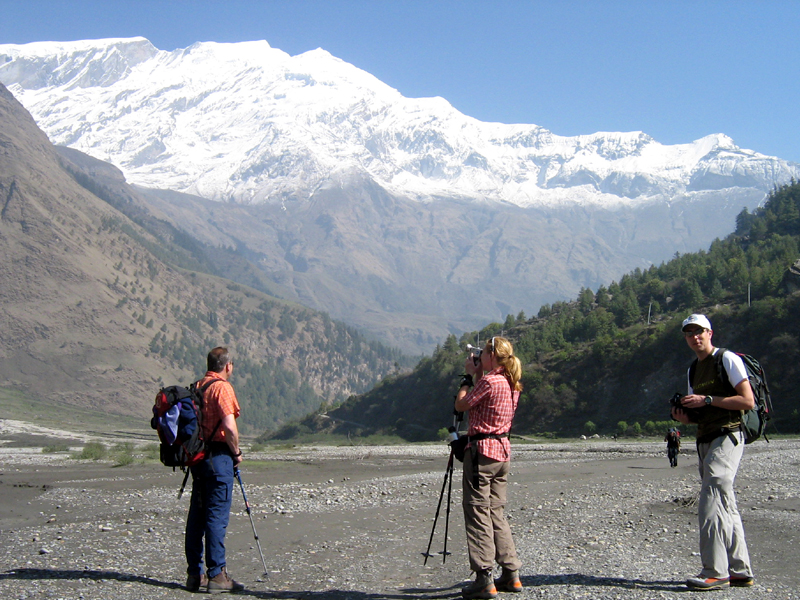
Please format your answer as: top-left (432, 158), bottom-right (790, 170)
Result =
top-left (207, 567), bottom-right (244, 594)
top-left (494, 568), bottom-right (523, 593)
top-left (186, 572), bottom-right (208, 592)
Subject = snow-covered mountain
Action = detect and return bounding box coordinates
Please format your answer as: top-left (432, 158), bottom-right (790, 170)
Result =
top-left (3, 37), bottom-right (800, 353)
top-left (2, 37), bottom-right (798, 208)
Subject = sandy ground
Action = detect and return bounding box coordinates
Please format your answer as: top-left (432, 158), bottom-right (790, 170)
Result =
top-left (1, 426), bottom-right (799, 599)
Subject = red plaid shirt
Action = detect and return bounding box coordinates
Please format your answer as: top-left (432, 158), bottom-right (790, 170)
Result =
top-left (463, 367), bottom-right (519, 462)
top-left (197, 372), bottom-right (240, 443)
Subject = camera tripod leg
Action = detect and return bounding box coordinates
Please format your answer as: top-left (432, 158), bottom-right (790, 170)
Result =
top-left (440, 454), bottom-right (455, 563)
top-left (422, 450), bottom-right (455, 565)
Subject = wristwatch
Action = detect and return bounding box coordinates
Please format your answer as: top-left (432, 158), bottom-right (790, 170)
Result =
top-left (704, 395), bottom-right (713, 406)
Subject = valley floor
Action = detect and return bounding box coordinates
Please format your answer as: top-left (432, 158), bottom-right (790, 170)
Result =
top-left (1, 426), bottom-right (798, 599)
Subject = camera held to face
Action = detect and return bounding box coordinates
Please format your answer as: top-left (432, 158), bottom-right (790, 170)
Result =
top-left (466, 344), bottom-right (482, 366)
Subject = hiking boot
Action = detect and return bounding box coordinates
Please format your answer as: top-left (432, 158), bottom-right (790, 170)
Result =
top-left (185, 572), bottom-right (208, 592)
top-left (462, 570), bottom-right (497, 599)
top-left (207, 567), bottom-right (244, 594)
top-left (494, 568), bottom-right (522, 593)
top-left (729, 575), bottom-right (754, 587)
top-left (686, 576), bottom-right (730, 591)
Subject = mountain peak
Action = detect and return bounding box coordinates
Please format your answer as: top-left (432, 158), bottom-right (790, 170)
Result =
top-left (0, 37), bottom-right (157, 90)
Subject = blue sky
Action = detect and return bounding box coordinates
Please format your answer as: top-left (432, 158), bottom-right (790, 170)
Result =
top-left (3, 0), bottom-right (799, 162)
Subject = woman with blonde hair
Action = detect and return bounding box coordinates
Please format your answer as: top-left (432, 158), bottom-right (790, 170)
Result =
top-left (454, 336), bottom-right (523, 599)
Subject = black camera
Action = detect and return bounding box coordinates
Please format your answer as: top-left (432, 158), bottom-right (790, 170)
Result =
top-left (669, 392), bottom-right (700, 421)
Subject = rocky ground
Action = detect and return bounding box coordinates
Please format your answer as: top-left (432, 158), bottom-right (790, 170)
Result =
top-left (1, 422), bottom-right (799, 599)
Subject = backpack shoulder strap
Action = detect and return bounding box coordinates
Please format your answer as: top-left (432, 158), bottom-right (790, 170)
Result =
top-left (192, 378), bottom-right (224, 406)
top-left (193, 378), bottom-right (226, 442)
top-left (688, 357), bottom-right (699, 388)
top-left (194, 377), bottom-right (224, 394)
top-left (710, 347), bottom-right (736, 394)
top-left (198, 378), bottom-right (223, 393)
top-left (688, 348), bottom-right (734, 393)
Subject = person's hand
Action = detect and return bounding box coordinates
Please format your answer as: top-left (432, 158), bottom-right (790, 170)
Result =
top-left (464, 356), bottom-right (480, 376)
top-left (681, 394), bottom-right (706, 410)
top-left (233, 451), bottom-right (243, 467)
top-left (671, 406), bottom-right (691, 424)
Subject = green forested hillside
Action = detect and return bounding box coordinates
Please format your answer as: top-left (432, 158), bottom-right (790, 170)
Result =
top-left (273, 181), bottom-right (800, 440)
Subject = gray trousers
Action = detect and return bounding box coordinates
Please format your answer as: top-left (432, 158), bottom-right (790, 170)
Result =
top-left (696, 430), bottom-right (752, 579)
top-left (462, 451), bottom-right (522, 573)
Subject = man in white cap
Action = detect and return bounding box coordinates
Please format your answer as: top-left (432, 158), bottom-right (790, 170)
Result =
top-left (672, 313), bottom-right (755, 591)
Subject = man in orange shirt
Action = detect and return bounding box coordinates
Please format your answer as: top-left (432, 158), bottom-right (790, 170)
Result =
top-left (185, 347), bottom-right (244, 593)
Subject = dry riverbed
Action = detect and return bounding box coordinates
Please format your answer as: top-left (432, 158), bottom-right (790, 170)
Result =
top-left (1, 421), bottom-right (799, 599)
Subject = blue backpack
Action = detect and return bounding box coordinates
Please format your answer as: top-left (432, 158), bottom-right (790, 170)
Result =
top-left (151, 380), bottom-right (222, 467)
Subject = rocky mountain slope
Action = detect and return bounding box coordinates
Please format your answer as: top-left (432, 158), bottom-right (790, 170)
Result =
top-left (0, 82), bottom-right (402, 429)
top-left (135, 177), bottom-right (763, 352)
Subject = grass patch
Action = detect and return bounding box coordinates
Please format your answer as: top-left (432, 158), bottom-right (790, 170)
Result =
top-left (42, 442), bottom-right (72, 453)
top-left (143, 443), bottom-right (160, 461)
top-left (68, 441), bottom-right (161, 465)
top-left (73, 441), bottom-right (108, 460)
top-left (111, 442), bottom-right (136, 466)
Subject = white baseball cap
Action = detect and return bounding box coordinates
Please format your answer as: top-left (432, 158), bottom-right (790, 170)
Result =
top-left (682, 313), bottom-right (712, 331)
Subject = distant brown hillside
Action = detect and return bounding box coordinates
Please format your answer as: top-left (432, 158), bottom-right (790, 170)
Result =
top-left (0, 83), bottom-right (404, 432)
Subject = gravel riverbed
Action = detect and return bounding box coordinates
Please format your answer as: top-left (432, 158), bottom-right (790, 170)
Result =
top-left (1, 433), bottom-right (798, 599)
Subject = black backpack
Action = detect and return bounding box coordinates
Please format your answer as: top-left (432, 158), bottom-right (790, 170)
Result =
top-left (151, 379), bottom-right (223, 467)
top-left (689, 348), bottom-right (773, 444)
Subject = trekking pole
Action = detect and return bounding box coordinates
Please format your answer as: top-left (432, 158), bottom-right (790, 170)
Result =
top-left (234, 468), bottom-right (270, 578)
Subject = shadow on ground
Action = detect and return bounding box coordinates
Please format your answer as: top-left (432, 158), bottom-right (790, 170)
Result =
top-left (1, 568), bottom-right (687, 598)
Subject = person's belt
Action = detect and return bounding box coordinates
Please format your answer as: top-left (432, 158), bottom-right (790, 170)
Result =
top-left (696, 426), bottom-right (742, 446)
top-left (208, 441), bottom-right (232, 455)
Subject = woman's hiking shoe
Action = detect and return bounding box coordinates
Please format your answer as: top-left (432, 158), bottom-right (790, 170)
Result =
top-left (207, 567), bottom-right (244, 594)
top-left (185, 573), bottom-right (208, 592)
top-left (729, 575), bottom-right (754, 587)
top-left (494, 568), bottom-right (523, 593)
top-left (462, 570), bottom-right (497, 599)
top-left (686, 576), bottom-right (730, 591)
